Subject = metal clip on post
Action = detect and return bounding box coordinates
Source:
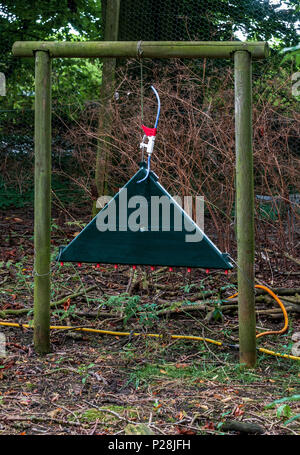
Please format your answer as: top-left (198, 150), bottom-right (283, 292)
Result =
top-left (137, 85), bottom-right (160, 183)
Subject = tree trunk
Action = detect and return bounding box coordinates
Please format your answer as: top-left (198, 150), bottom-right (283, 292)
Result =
top-left (93, 0), bottom-right (120, 216)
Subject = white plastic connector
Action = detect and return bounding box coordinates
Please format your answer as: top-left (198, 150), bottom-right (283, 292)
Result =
top-left (140, 135), bottom-right (156, 156)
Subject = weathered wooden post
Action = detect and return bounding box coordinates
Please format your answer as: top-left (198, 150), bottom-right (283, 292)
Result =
top-left (234, 50), bottom-right (256, 368)
top-left (33, 51), bottom-right (52, 354)
top-left (94, 0), bottom-right (120, 215)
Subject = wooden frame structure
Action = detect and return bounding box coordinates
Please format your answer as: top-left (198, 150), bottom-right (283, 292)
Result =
top-left (12, 40), bottom-right (269, 367)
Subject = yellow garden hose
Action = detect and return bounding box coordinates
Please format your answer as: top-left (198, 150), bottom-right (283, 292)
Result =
top-left (257, 347), bottom-right (300, 361)
top-left (0, 320), bottom-right (298, 360)
top-left (0, 321), bottom-right (222, 346)
top-left (0, 284), bottom-right (298, 361)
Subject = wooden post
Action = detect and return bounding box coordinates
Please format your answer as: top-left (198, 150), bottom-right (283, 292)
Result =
top-left (33, 51), bottom-right (52, 354)
top-left (234, 51), bottom-right (256, 368)
top-left (94, 0), bottom-right (120, 215)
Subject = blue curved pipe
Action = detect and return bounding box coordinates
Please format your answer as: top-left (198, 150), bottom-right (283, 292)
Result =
top-left (137, 154), bottom-right (151, 184)
top-left (137, 86), bottom-right (160, 184)
top-left (150, 85), bottom-right (160, 129)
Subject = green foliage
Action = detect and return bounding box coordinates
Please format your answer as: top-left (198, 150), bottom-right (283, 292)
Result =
top-left (52, 57), bottom-right (102, 109)
top-left (276, 404), bottom-right (291, 419)
top-left (137, 302), bottom-right (159, 326)
top-left (265, 394), bottom-right (300, 408)
top-left (53, 304), bottom-right (77, 322)
top-left (212, 305), bottom-right (223, 322)
top-left (0, 0), bottom-right (102, 73)
top-left (284, 414), bottom-right (300, 426)
top-left (181, 282), bottom-right (201, 293)
top-left (265, 395), bottom-right (300, 425)
top-left (100, 293), bottom-right (158, 327)
top-left (280, 43), bottom-right (300, 67)
top-left (0, 1), bottom-right (103, 126)
top-left (76, 362), bottom-right (95, 384)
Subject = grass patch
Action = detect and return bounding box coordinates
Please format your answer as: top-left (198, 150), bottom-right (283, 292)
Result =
top-left (123, 349), bottom-right (300, 391)
top-left (73, 405), bottom-right (139, 424)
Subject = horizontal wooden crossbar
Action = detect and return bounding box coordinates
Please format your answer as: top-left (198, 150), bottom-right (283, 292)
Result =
top-left (12, 41), bottom-right (269, 59)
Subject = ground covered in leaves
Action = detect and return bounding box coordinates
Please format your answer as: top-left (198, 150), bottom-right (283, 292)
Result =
top-left (0, 207), bottom-right (299, 435)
